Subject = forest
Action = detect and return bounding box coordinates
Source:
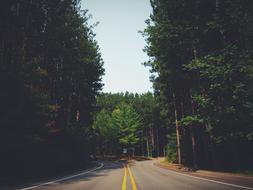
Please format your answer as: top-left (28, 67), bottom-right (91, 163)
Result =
top-left (0, 0), bottom-right (253, 182)
top-left (93, 92), bottom-right (163, 157)
top-left (141, 0), bottom-right (253, 171)
top-left (0, 0), bottom-right (104, 179)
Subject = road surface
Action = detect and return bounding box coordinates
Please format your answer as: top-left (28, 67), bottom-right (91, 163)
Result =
top-left (13, 160), bottom-right (253, 190)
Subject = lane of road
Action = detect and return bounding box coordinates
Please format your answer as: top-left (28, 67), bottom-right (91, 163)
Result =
top-left (12, 160), bottom-right (253, 190)
top-left (130, 160), bottom-right (253, 190)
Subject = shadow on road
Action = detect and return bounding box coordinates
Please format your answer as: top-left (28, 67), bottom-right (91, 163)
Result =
top-left (10, 160), bottom-right (126, 190)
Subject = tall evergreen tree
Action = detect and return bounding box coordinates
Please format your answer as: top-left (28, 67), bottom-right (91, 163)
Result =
top-left (0, 0), bottom-right (104, 178)
top-left (143, 0), bottom-right (253, 170)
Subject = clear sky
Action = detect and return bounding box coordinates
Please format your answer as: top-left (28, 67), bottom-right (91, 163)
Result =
top-left (81, 0), bottom-right (153, 93)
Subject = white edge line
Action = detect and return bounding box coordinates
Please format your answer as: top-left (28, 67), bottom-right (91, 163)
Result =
top-left (19, 162), bottom-right (104, 190)
top-left (153, 163), bottom-right (253, 190)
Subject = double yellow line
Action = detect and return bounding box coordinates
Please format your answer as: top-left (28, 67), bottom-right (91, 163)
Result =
top-left (122, 164), bottom-right (138, 190)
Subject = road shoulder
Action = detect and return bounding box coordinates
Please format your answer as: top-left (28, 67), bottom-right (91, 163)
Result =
top-left (154, 159), bottom-right (253, 189)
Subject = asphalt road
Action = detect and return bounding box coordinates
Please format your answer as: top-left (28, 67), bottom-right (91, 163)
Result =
top-left (13, 160), bottom-right (253, 190)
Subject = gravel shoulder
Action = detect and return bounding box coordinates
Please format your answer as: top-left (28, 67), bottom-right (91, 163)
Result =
top-left (154, 158), bottom-right (253, 188)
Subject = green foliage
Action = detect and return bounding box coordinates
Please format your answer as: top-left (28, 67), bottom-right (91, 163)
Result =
top-left (186, 46), bottom-right (253, 143)
top-left (93, 109), bottom-right (118, 144)
top-left (180, 115), bottom-right (203, 127)
top-left (144, 0), bottom-right (253, 169)
top-left (0, 0), bottom-right (104, 177)
top-left (94, 92), bottom-right (162, 156)
top-left (111, 104), bottom-right (141, 148)
top-left (165, 133), bottom-right (177, 163)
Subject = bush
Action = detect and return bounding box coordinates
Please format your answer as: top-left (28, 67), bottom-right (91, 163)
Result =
top-left (165, 133), bottom-right (177, 163)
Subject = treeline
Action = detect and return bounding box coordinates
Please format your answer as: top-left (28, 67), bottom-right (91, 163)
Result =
top-left (143, 0), bottom-right (253, 171)
top-left (93, 92), bottom-right (164, 157)
top-left (0, 0), bottom-right (104, 178)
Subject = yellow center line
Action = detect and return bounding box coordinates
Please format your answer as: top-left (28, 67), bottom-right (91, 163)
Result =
top-left (121, 164), bottom-right (127, 190)
top-left (127, 165), bottom-right (138, 190)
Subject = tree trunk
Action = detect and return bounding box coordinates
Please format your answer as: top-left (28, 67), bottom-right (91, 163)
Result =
top-left (156, 127), bottom-right (160, 156)
top-left (150, 127), bottom-right (154, 157)
top-left (173, 92), bottom-right (182, 165)
top-left (216, 0), bottom-right (219, 12)
top-left (189, 92), bottom-right (198, 169)
top-left (146, 128), bottom-right (150, 157)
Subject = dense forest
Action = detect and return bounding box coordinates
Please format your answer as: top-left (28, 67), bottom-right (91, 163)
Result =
top-left (0, 0), bottom-right (104, 179)
top-left (141, 0), bottom-right (253, 171)
top-left (93, 92), bottom-right (163, 157)
top-left (1, 0), bottom-right (253, 182)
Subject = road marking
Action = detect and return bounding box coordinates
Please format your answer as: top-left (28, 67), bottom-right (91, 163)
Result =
top-left (154, 163), bottom-right (253, 190)
top-left (127, 166), bottom-right (138, 190)
top-left (19, 162), bottom-right (104, 190)
top-left (121, 165), bottom-right (127, 190)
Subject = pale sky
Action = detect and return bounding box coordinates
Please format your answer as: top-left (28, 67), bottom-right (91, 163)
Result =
top-left (81, 0), bottom-right (153, 93)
